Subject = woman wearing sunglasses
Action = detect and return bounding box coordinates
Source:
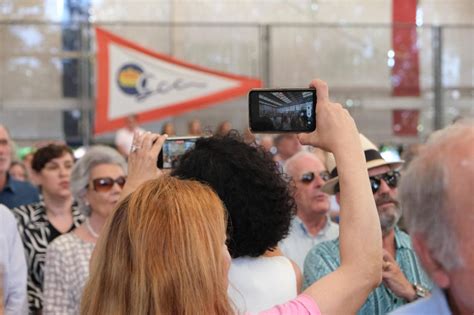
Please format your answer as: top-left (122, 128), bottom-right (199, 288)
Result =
top-left (12, 144), bottom-right (83, 315)
top-left (42, 145), bottom-right (127, 315)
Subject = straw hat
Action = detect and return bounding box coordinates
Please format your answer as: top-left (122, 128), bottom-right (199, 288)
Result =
top-left (321, 134), bottom-right (404, 195)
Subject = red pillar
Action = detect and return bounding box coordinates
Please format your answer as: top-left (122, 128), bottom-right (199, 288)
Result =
top-left (392, 0), bottom-right (420, 96)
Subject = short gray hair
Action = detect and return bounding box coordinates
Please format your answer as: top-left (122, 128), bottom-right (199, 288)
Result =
top-left (283, 151), bottom-right (322, 179)
top-left (400, 123), bottom-right (474, 270)
top-left (71, 145), bottom-right (127, 216)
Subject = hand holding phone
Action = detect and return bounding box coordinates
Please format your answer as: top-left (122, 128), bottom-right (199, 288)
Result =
top-left (297, 79), bottom-right (359, 153)
top-left (248, 88), bottom-right (317, 133)
top-left (157, 136), bottom-right (199, 169)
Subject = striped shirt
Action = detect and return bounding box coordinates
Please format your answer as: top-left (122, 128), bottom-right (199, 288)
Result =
top-left (11, 201), bottom-right (84, 313)
top-left (303, 227), bottom-right (433, 315)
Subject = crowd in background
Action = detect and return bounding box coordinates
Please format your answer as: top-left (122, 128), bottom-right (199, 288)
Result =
top-left (1, 80), bottom-right (473, 315)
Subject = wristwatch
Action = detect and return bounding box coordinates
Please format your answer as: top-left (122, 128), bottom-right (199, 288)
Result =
top-left (412, 283), bottom-right (429, 299)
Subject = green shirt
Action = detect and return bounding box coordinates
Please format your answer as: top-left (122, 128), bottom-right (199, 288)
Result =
top-left (303, 227), bottom-right (433, 315)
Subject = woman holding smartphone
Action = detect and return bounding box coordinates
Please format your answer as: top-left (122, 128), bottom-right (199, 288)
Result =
top-left (81, 79), bottom-right (382, 315)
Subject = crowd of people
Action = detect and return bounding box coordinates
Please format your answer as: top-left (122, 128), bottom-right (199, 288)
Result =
top-left (0, 79), bottom-right (473, 315)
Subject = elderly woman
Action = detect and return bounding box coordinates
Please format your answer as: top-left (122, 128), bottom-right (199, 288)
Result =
top-left (12, 144), bottom-right (83, 314)
top-left (42, 146), bottom-right (127, 315)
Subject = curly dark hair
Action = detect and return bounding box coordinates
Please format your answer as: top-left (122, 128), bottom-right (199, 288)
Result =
top-left (32, 144), bottom-right (73, 172)
top-left (171, 133), bottom-right (295, 258)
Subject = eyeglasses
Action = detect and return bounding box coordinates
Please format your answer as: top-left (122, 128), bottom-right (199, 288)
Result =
top-left (300, 171), bottom-right (331, 184)
top-left (89, 176), bottom-right (126, 192)
top-left (335, 170), bottom-right (400, 194)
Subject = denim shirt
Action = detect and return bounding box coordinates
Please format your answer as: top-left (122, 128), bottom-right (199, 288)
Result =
top-left (0, 175), bottom-right (39, 209)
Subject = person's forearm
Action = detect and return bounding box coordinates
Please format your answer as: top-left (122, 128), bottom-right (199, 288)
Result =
top-left (335, 141), bottom-right (382, 283)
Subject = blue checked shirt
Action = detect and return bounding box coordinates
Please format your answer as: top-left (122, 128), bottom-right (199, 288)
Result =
top-left (303, 227), bottom-right (433, 315)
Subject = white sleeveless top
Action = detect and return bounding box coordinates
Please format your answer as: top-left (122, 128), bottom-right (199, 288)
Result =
top-left (227, 256), bottom-right (297, 313)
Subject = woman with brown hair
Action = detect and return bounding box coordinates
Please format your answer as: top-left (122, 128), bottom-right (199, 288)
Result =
top-left (81, 79), bottom-right (383, 315)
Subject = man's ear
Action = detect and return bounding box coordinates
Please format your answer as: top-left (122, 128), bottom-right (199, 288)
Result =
top-left (411, 233), bottom-right (450, 288)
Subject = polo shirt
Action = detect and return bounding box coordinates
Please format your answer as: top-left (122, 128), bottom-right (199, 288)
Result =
top-left (0, 175), bottom-right (39, 209)
top-left (280, 216), bottom-right (339, 270)
top-left (303, 227), bottom-right (433, 315)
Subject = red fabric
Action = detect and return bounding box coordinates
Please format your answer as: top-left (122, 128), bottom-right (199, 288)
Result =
top-left (392, 109), bottom-right (420, 136)
top-left (392, 0), bottom-right (420, 96)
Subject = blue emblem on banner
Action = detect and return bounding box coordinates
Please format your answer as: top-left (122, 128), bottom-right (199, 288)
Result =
top-left (117, 63), bottom-right (145, 95)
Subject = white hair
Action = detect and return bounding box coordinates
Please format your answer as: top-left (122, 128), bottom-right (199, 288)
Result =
top-left (70, 145), bottom-right (127, 216)
top-left (400, 123), bottom-right (474, 270)
top-left (283, 151), bottom-right (323, 179)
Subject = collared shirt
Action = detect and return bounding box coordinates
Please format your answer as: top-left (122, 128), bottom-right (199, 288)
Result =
top-left (389, 286), bottom-right (451, 315)
top-left (303, 227), bottom-right (433, 315)
top-left (280, 216), bottom-right (339, 270)
top-left (0, 175), bottom-right (39, 209)
top-left (0, 204), bottom-right (28, 315)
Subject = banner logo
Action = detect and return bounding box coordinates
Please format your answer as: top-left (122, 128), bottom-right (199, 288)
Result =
top-left (117, 63), bottom-right (208, 102)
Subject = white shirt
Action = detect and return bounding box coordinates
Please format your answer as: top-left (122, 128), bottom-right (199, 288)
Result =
top-left (389, 286), bottom-right (452, 315)
top-left (228, 256), bottom-right (297, 313)
top-left (0, 204), bottom-right (28, 315)
top-left (279, 216), bottom-right (339, 270)
top-left (115, 127), bottom-right (145, 155)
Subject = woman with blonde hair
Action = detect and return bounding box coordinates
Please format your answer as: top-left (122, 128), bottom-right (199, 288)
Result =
top-left (82, 176), bottom-right (233, 314)
top-left (81, 79), bottom-right (383, 315)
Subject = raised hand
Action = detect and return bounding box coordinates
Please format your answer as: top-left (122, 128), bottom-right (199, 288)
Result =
top-left (297, 79), bottom-right (359, 155)
top-left (121, 131), bottom-right (168, 198)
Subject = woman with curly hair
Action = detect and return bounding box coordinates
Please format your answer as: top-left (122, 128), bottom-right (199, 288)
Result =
top-left (172, 131), bottom-right (298, 312)
top-left (80, 79), bottom-right (382, 315)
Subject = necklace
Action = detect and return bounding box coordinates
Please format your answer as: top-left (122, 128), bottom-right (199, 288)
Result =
top-left (85, 218), bottom-right (99, 238)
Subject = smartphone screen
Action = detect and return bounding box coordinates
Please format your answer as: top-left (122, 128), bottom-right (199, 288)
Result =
top-left (157, 136), bottom-right (199, 169)
top-left (248, 88), bottom-right (316, 133)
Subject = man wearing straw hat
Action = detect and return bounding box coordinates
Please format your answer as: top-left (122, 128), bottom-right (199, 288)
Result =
top-left (303, 134), bottom-right (432, 315)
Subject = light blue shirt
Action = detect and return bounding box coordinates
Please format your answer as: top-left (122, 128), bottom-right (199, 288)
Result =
top-left (0, 204), bottom-right (28, 315)
top-left (303, 227), bottom-right (433, 315)
top-left (280, 216), bottom-right (339, 270)
top-left (390, 286), bottom-right (451, 315)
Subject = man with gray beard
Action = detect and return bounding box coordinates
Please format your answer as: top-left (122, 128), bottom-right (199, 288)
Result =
top-left (302, 134), bottom-right (432, 315)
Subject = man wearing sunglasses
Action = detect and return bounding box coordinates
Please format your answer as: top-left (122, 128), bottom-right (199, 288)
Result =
top-left (279, 151), bottom-right (339, 271)
top-left (303, 134), bottom-right (432, 315)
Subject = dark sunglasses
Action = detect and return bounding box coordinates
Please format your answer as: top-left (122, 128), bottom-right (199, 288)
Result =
top-left (89, 176), bottom-right (126, 192)
top-left (335, 170), bottom-right (400, 194)
top-left (300, 171), bottom-right (331, 184)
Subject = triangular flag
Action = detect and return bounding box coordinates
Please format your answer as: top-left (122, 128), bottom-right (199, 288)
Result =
top-left (95, 27), bottom-right (262, 134)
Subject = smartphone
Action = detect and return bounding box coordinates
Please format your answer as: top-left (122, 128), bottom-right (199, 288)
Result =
top-left (248, 88), bottom-right (317, 133)
top-left (157, 136), bottom-right (199, 169)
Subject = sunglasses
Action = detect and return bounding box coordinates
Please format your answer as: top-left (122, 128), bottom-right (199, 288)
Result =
top-left (300, 171), bottom-right (331, 184)
top-left (335, 170), bottom-right (400, 194)
top-left (89, 176), bottom-right (126, 192)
